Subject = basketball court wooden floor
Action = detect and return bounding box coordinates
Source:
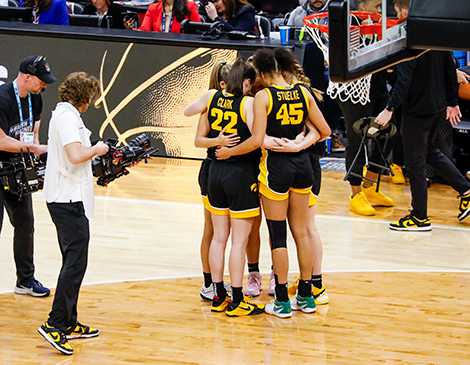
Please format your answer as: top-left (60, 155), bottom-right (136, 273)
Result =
top-left (1, 158), bottom-right (469, 364)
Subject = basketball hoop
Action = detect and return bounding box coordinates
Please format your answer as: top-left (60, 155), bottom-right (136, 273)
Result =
top-left (303, 12), bottom-right (399, 105)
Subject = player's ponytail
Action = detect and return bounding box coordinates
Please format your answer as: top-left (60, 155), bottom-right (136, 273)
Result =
top-left (209, 60), bottom-right (232, 91)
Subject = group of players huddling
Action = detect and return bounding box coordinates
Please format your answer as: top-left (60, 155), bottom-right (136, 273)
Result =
top-left (185, 48), bottom-right (331, 318)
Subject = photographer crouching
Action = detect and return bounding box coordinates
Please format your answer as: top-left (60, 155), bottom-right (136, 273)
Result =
top-left (39, 72), bottom-right (108, 356)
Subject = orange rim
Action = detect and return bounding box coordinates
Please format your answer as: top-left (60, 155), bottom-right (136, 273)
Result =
top-left (303, 11), bottom-right (400, 37)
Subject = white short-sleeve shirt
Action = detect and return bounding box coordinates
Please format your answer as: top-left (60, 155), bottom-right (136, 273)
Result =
top-left (42, 102), bottom-right (95, 220)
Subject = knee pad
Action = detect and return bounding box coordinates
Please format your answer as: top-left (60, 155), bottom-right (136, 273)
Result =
top-left (266, 219), bottom-right (287, 250)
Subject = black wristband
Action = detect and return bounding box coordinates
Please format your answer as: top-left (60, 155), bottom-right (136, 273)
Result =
top-left (385, 104), bottom-right (395, 112)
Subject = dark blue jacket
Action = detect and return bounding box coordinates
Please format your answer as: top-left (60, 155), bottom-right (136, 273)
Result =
top-left (214, 5), bottom-right (255, 32)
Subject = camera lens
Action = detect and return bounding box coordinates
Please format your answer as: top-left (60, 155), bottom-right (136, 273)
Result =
top-left (128, 134), bottom-right (151, 149)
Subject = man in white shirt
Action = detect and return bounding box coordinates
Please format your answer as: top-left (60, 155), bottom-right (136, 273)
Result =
top-left (38, 72), bottom-right (108, 356)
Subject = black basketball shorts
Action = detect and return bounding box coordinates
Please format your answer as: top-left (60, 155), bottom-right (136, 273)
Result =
top-left (198, 158), bottom-right (212, 209)
top-left (207, 160), bottom-right (260, 218)
top-left (259, 149), bottom-right (313, 201)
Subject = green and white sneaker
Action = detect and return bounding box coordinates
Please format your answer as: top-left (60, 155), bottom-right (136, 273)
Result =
top-left (290, 295), bottom-right (317, 313)
top-left (265, 300), bottom-right (292, 318)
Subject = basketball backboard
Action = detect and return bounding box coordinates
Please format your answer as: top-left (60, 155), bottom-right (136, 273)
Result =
top-left (327, 0), bottom-right (424, 82)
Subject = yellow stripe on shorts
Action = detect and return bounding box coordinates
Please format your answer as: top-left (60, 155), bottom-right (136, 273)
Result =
top-left (259, 182), bottom-right (289, 201)
top-left (309, 192), bottom-right (317, 207)
top-left (289, 186), bottom-right (312, 195)
top-left (202, 195), bottom-right (209, 209)
top-left (230, 207), bottom-right (261, 219)
top-left (206, 203), bottom-right (230, 216)
top-left (258, 148), bottom-right (269, 187)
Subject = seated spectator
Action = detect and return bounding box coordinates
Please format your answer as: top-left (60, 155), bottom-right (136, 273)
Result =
top-left (21, 0), bottom-right (69, 25)
top-left (287, 0), bottom-right (328, 27)
top-left (205, 0), bottom-right (255, 33)
top-left (82, 0), bottom-right (127, 29)
top-left (125, 0), bottom-right (201, 33)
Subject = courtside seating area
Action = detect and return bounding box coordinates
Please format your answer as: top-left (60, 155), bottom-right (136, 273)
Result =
top-left (0, 0), bottom-right (297, 32)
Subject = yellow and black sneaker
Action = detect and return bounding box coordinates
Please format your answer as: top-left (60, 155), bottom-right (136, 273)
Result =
top-left (225, 299), bottom-right (264, 317)
top-left (38, 322), bottom-right (73, 355)
top-left (211, 295), bottom-right (229, 312)
top-left (66, 322), bottom-right (100, 339)
top-left (312, 284), bottom-right (329, 305)
top-left (458, 192), bottom-right (470, 221)
top-left (389, 213), bottom-right (431, 231)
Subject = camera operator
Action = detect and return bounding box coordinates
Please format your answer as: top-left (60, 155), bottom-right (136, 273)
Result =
top-left (0, 55), bottom-right (55, 297)
top-left (38, 72), bottom-right (109, 355)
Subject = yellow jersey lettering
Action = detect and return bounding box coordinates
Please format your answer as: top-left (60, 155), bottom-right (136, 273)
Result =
top-left (216, 98), bottom-right (233, 110)
top-left (276, 90), bottom-right (300, 101)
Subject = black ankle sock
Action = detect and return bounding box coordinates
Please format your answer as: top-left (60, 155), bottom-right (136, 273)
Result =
top-left (298, 279), bottom-right (312, 297)
top-left (275, 283), bottom-right (288, 302)
top-left (248, 262), bottom-right (260, 273)
top-left (215, 282), bottom-right (226, 299)
top-left (232, 287), bottom-right (243, 304)
top-left (274, 274), bottom-right (288, 301)
top-left (311, 274), bottom-right (322, 289)
top-left (203, 272), bottom-right (212, 288)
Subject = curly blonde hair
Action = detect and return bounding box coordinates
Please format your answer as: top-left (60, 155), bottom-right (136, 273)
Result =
top-left (58, 72), bottom-right (100, 108)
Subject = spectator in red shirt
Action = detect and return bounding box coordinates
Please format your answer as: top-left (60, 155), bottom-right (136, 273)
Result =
top-left (125, 0), bottom-right (201, 33)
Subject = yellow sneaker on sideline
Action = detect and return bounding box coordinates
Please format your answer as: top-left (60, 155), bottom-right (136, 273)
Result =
top-left (362, 184), bottom-right (394, 206)
top-left (390, 163), bottom-right (405, 184)
top-left (349, 192), bottom-right (376, 215)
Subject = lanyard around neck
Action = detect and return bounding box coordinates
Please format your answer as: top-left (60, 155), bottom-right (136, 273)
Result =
top-left (161, 5), bottom-right (174, 33)
top-left (13, 80), bottom-right (33, 129)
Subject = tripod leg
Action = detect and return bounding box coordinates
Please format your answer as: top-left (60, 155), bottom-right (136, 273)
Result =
top-left (343, 131), bottom-right (369, 182)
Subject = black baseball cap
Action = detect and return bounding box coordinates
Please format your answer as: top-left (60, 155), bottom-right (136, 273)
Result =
top-left (19, 55), bottom-right (57, 84)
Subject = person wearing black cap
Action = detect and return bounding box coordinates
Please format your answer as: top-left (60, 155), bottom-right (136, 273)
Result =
top-left (0, 55), bottom-right (56, 297)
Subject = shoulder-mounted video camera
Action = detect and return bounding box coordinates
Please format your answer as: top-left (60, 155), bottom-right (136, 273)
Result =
top-left (0, 149), bottom-right (46, 200)
top-left (92, 133), bottom-right (157, 187)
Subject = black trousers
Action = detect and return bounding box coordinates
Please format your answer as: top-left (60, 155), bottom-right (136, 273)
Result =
top-left (338, 96), bottom-right (395, 186)
top-left (47, 202), bottom-right (89, 332)
top-left (402, 111), bottom-right (470, 219)
top-left (0, 190), bottom-right (35, 285)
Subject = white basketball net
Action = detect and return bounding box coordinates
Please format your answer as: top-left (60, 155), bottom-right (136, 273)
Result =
top-left (303, 14), bottom-right (378, 105)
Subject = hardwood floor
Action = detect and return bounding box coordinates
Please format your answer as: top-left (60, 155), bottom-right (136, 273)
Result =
top-left (0, 157), bottom-right (469, 364)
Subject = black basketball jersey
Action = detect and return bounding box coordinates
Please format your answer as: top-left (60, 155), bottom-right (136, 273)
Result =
top-left (265, 83), bottom-right (310, 140)
top-left (207, 90), bottom-right (259, 162)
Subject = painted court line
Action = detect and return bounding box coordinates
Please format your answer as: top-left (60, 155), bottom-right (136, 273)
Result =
top-left (96, 196), bottom-right (470, 232)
